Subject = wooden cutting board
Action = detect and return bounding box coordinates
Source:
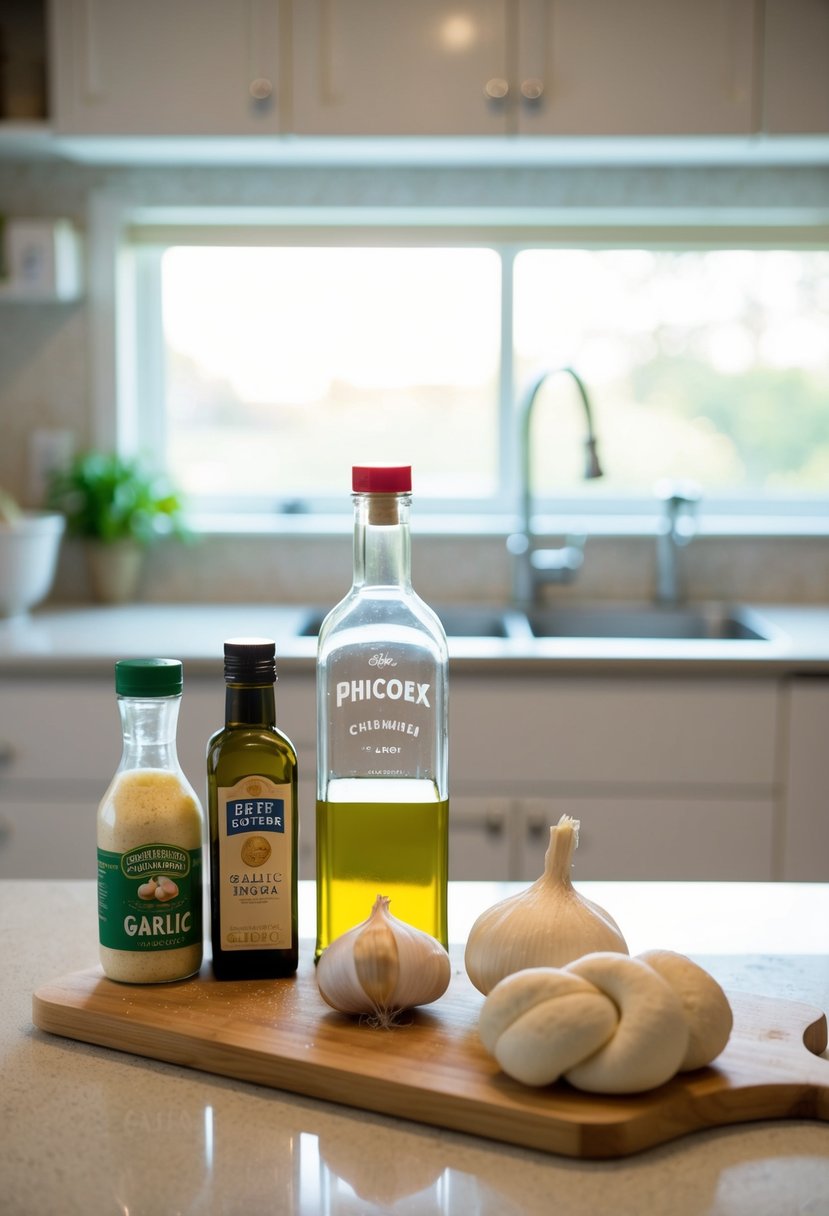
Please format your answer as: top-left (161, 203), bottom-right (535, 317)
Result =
top-left (32, 947), bottom-right (829, 1159)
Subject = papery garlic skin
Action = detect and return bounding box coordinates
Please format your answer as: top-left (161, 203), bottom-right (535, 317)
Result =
top-left (464, 815), bottom-right (628, 996)
top-left (317, 895), bottom-right (451, 1021)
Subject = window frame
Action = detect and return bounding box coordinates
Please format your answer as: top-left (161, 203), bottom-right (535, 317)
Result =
top-left (103, 202), bottom-right (829, 531)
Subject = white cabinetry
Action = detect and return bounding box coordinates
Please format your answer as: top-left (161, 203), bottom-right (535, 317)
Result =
top-left (780, 677), bottom-right (829, 881)
top-left (762, 0), bottom-right (829, 134)
top-left (0, 670), bottom-right (317, 879)
top-left (14, 0), bottom-right (829, 144)
top-left (49, 0), bottom-right (283, 136)
top-left (450, 675), bottom-right (780, 881)
top-left (291, 0), bottom-right (757, 138)
top-left (0, 679), bottom-right (119, 879)
top-left (291, 0), bottom-right (511, 136)
top-left (516, 0), bottom-right (757, 136)
top-left (4, 669), bottom-right (824, 883)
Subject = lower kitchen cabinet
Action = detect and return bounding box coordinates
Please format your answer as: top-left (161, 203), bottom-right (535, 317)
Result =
top-left (0, 797), bottom-right (97, 879)
top-left (1, 669), bottom-right (825, 881)
top-left (780, 677), bottom-right (829, 881)
top-left (449, 798), bottom-right (514, 880)
top-left (516, 795), bottom-right (775, 881)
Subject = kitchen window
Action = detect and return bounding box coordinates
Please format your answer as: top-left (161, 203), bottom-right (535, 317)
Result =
top-left (127, 225), bottom-right (829, 524)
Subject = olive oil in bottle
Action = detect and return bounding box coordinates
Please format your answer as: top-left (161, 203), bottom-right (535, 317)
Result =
top-left (315, 466), bottom-right (449, 960)
top-left (207, 638), bottom-right (298, 979)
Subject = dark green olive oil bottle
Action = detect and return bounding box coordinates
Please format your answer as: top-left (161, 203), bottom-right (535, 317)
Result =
top-left (207, 638), bottom-right (298, 979)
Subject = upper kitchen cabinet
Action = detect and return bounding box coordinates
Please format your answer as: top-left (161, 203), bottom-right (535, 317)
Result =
top-left (49, 0), bottom-right (284, 136)
top-left (762, 0), bottom-right (829, 133)
top-left (290, 0), bottom-right (512, 135)
top-left (290, 0), bottom-right (757, 138)
top-left (516, 0), bottom-right (757, 136)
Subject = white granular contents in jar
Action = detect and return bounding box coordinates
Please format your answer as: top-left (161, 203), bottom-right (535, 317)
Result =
top-left (98, 768), bottom-right (203, 984)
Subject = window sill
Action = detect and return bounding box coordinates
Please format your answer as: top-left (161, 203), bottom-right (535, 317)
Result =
top-left (188, 511), bottom-right (829, 542)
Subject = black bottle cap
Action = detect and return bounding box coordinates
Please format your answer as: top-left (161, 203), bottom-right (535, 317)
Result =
top-left (223, 637), bottom-right (276, 683)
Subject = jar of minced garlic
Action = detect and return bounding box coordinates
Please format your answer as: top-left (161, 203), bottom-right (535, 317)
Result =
top-left (97, 659), bottom-right (204, 983)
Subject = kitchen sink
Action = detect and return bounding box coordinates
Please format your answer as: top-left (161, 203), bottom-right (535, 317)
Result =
top-left (298, 605), bottom-right (513, 639)
top-left (297, 602), bottom-right (775, 641)
top-left (524, 603), bottom-right (773, 641)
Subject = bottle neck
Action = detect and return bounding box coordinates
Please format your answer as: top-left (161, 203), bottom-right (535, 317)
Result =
top-left (224, 683), bottom-right (276, 726)
top-left (352, 491), bottom-right (412, 590)
top-left (117, 695), bottom-right (182, 771)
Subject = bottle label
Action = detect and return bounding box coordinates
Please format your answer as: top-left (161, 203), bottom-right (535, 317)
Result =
top-left (326, 649), bottom-right (440, 778)
top-left (217, 776), bottom-right (293, 951)
top-left (97, 843), bottom-right (203, 952)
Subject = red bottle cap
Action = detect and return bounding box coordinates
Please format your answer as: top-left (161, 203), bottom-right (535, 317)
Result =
top-left (352, 466), bottom-right (412, 493)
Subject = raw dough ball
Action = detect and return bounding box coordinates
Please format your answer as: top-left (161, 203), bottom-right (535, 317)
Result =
top-left (638, 949), bottom-right (733, 1070)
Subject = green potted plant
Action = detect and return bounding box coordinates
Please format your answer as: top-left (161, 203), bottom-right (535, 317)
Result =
top-left (48, 452), bottom-right (186, 604)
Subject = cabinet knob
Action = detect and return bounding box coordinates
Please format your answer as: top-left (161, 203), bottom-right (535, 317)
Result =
top-left (520, 78), bottom-right (544, 101)
top-left (249, 77), bottom-right (273, 101)
top-left (485, 812), bottom-right (505, 837)
top-left (526, 815), bottom-right (546, 841)
top-left (484, 77), bottom-right (509, 101)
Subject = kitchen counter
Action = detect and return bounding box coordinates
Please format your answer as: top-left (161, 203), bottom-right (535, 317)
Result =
top-left (3, 880), bottom-right (829, 1216)
top-left (1, 601), bottom-right (829, 675)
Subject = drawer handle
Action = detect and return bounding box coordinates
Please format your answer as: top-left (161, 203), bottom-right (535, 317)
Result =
top-left (485, 813), bottom-right (505, 838)
top-left (0, 742), bottom-right (15, 768)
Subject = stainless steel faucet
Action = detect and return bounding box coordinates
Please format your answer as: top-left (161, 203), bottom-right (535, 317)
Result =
top-left (507, 366), bottom-right (604, 607)
top-left (654, 479), bottom-right (700, 605)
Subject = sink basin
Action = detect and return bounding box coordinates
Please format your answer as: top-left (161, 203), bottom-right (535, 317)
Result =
top-left (524, 603), bottom-right (772, 641)
top-left (297, 602), bottom-right (775, 642)
top-left (298, 605), bottom-right (511, 639)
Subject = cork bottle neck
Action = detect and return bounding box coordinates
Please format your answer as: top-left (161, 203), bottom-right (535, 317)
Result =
top-left (352, 492), bottom-right (412, 589)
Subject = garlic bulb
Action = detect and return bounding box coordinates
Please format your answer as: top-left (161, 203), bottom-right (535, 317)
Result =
top-left (464, 814), bottom-right (628, 995)
top-left (317, 895), bottom-right (451, 1026)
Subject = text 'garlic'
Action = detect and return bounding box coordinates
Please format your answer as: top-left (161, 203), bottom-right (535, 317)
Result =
top-left (317, 895), bottom-right (451, 1026)
top-left (464, 814), bottom-right (628, 995)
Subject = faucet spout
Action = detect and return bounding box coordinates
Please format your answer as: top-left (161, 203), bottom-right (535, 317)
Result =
top-left (509, 366), bottom-right (604, 607)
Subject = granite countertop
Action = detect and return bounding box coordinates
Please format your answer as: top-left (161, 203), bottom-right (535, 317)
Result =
top-left (3, 879), bottom-right (829, 1216)
top-left (1, 602), bottom-right (828, 675)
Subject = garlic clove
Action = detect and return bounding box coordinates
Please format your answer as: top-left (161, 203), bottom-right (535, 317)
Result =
top-left (317, 895), bottom-right (451, 1024)
top-left (353, 903), bottom-right (400, 1010)
top-left (464, 814), bottom-right (628, 996)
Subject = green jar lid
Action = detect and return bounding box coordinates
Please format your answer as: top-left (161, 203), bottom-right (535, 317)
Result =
top-left (115, 658), bottom-right (183, 698)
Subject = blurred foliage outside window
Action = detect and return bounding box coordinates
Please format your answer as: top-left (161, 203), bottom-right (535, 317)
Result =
top-left (158, 245), bottom-right (828, 510)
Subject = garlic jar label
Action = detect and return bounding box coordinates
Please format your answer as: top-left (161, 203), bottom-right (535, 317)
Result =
top-left (217, 776), bottom-right (293, 951)
top-left (97, 843), bottom-right (202, 953)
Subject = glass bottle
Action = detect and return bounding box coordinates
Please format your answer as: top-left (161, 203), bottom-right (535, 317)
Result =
top-left (97, 658), bottom-right (204, 983)
top-left (315, 465), bottom-right (449, 960)
top-left (207, 637), bottom-right (298, 979)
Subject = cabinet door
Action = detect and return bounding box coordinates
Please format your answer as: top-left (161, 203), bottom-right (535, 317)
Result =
top-left (0, 799), bottom-right (97, 879)
top-left (517, 796), bottom-right (775, 881)
top-left (451, 676), bottom-right (778, 789)
top-left (517, 0), bottom-right (757, 135)
top-left (291, 0), bottom-right (511, 135)
top-left (780, 678), bottom-right (829, 880)
top-left (50, 0), bottom-right (283, 136)
top-left (450, 797), bottom-right (513, 880)
top-left (762, 0), bottom-right (829, 134)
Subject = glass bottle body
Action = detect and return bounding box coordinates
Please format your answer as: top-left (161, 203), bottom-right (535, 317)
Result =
top-left (97, 689), bottom-right (204, 984)
top-left (207, 680), bottom-right (298, 979)
top-left (316, 483), bottom-right (449, 958)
